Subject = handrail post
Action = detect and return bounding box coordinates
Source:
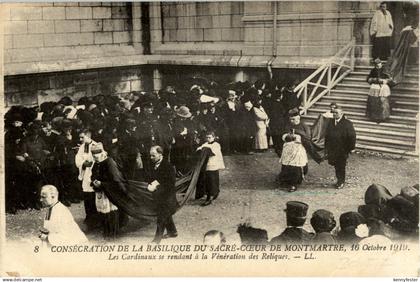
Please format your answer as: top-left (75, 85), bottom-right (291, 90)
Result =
top-left (416, 113), bottom-right (419, 154)
top-left (303, 86), bottom-right (308, 114)
top-left (327, 62), bottom-right (332, 95)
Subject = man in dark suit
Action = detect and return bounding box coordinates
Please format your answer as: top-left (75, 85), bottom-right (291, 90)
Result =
top-left (325, 107), bottom-right (356, 189)
top-left (147, 145), bottom-right (179, 244)
top-left (270, 201), bottom-right (313, 243)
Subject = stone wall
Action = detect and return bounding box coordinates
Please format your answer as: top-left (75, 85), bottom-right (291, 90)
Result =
top-left (2, 2), bottom-right (144, 76)
top-left (161, 2), bottom-right (244, 43)
top-left (4, 66), bottom-right (153, 108)
top-left (2, 1), bottom-right (382, 107)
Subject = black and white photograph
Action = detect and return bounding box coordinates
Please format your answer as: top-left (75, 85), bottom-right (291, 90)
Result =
top-left (0, 0), bottom-right (419, 277)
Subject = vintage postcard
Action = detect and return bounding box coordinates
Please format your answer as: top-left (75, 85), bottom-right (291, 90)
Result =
top-left (0, 0), bottom-right (419, 277)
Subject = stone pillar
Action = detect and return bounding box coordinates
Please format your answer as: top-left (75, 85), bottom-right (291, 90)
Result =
top-left (149, 2), bottom-right (162, 53)
top-left (235, 70), bottom-right (249, 82)
top-left (132, 2), bottom-right (143, 50)
top-left (153, 68), bottom-right (162, 92)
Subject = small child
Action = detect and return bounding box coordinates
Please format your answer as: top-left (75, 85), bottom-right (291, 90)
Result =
top-left (197, 131), bottom-right (225, 206)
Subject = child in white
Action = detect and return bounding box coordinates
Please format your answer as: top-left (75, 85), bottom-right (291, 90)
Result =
top-left (197, 131), bottom-right (225, 206)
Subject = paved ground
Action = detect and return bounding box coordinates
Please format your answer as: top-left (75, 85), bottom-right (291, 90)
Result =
top-left (5, 150), bottom-right (419, 245)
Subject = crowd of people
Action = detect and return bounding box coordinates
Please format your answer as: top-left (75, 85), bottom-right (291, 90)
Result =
top-left (232, 183), bottom-right (418, 245)
top-left (3, 68), bottom-right (415, 245)
top-left (4, 75), bottom-right (315, 242)
top-left (4, 75), bottom-right (310, 212)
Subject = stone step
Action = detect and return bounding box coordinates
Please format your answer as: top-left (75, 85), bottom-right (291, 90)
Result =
top-left (331, 89), bottom-right (419, 100)
top-left (315, 102), bottom-right (418, 117)
top-left (336, 83), bottom-right (419, 93)
top-left (355, 127), bottom-right (415, 140)
top-left (344, 76), bottom-right (419, 86)
top-left (307, 108), bottom-right (417, 124)
top-left (356, 135), bottom-right (415, 151)
top-left (320, 95), bottom-right (419, 110)
top-left (303, 114), bottom-right (416, 131)
top-left (304, 118), bottom-right (415, 142)
top-left (356, 144), bottom-right (418, 157)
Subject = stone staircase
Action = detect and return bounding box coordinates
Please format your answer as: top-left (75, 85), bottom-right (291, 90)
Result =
top-left (303, 64), bottom-right (419, 157)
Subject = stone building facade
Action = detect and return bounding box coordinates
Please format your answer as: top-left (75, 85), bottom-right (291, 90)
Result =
top-left (2, 1), bottom-right (407, 107)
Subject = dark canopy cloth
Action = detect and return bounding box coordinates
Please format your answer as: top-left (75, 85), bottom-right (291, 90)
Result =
top-left (384, 28), bottom-right (418, 85)
top-left (100, 148), bottom-right (210, 219)
top-left (309, 114), bottom-right (332, 161)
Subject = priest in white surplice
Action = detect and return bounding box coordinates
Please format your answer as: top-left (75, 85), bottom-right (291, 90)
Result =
top-left (39, 185), bottom-right (88, 245)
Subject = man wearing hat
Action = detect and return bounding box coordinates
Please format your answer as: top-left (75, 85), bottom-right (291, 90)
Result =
top-left (172, 106), bottom-right (197, 175)
top-left (325, 106), bottom-right (356, 189)
top-left (270, 201), bottom-right (314, 243)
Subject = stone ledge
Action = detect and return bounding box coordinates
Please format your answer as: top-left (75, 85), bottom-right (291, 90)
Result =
top-left (242, 11), bottom-right (374, 24)
top-left (5, 53), bottom-right (331, 76)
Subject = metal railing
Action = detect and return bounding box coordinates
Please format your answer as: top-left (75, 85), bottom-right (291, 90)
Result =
top-left (294, 37), bottom-right (356, 114)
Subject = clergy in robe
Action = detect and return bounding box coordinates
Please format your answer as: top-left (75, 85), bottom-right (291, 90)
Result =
top-left (91, 143), bottom-right (129, 238)
top-left (39, 185), bottom-right (88, 246)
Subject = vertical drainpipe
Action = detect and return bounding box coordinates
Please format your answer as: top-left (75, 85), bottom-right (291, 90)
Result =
top-left (268, 1), bottom-right (278, 77)
top-left (272, 1), bottom-right (278, 58)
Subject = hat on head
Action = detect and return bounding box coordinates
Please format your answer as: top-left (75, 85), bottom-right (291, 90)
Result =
top-left (237, 224), bottom-right (268, 244)
top-left (330, 102), bottom-right (338, 108)
top-left (374, 58), bottom-right (382, 65)
top-left (357, 204), bottom-right (382, 220)
top-left (10, 112), bottom-right (23, 123)
top-left (364, 183), bottom-right (393, 206)
top-left (288, 108), bottom-right (300, 117)
top-left (175, 106), bottom-right (192, 118)
top-left (228, 90), bottom-right (237, 98)
top-left (310, 209), bottom-right (336, 233)
top-left (284, 201), bottom-right (309, 218)
top-left (401, 186), bottom-right (419, 202)
top-left (339, 212), bottom-right (366, 230)
top-left (59, 96), bottom-right (73, 106)
top-left (91, 142), bottom-right (104, 154)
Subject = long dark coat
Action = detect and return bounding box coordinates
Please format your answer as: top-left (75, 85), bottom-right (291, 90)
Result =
top-left (325, 115), bottom-right (356, 163)
top-left (146, 160), bottom-right (179, 217)
top-left (270, 227), bottom-right (314, 244)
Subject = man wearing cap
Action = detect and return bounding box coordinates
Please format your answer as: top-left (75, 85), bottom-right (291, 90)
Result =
top-left (270, 201), bottom-right (314, 243)
top-left (325, 106), bottom-right (356, 189)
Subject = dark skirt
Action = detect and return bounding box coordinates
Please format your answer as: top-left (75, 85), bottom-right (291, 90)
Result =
top-left (101, 210), bottom-right (120, 238)
top-left (203, 170), bottom-right (220, 197)
top-left (278, 165), bottom-right (307, 187)
top-left (366, 96), bottom-right (391, 123)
